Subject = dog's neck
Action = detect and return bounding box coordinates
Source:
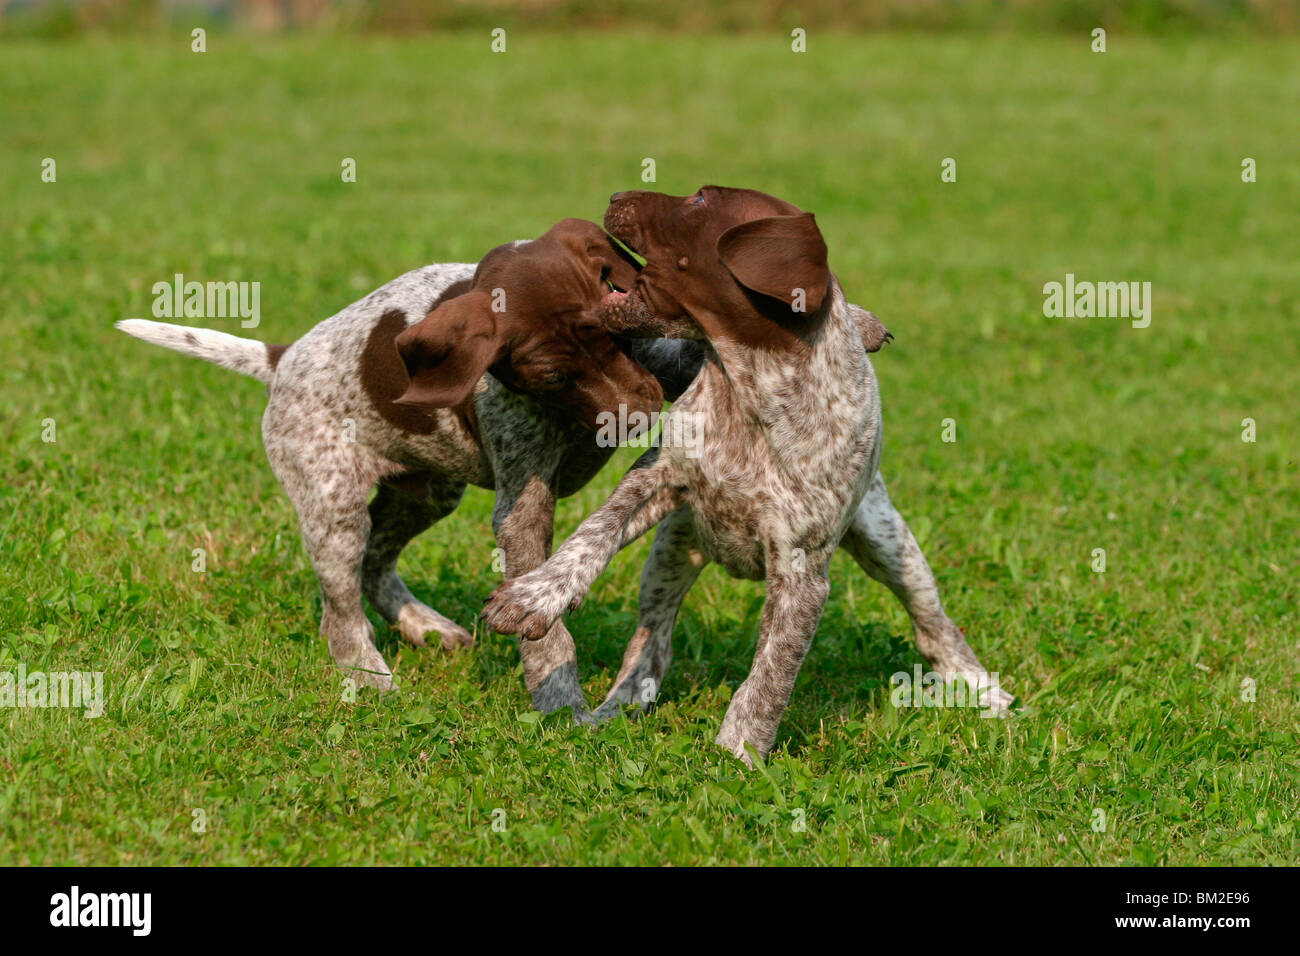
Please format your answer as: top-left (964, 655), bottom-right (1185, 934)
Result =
top-left (703, 283), bottom-right (861, 389)
top-left (690, 283), bottom-right (871, 460)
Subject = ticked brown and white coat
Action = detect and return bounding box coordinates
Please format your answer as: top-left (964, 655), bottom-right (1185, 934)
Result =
top-left (483, 187), bottom-right (1012, 763)
top-left (119, 218), bottom-right (701, 717)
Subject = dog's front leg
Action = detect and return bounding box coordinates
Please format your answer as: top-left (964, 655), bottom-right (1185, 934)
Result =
top-left (482, 451), bottom-right (678, 641)
top-left (492, 476), bottom-right (591, 720)
top-left (715, 557), bottom-right (831, 767)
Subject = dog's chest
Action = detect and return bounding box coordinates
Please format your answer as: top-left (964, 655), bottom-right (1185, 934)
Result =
top-left (681, 458), bottom-right (862, 579)
top-left (666, 334), bottom-right (879, 578)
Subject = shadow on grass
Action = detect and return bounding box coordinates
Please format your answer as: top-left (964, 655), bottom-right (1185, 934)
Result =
top-left (281, 551), bottom-right (931, 757)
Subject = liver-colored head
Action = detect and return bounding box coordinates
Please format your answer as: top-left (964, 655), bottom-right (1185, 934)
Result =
top-left (393, 218), bottom-right (662, 431)
top-left (600, 185), bottom-right (833, 349)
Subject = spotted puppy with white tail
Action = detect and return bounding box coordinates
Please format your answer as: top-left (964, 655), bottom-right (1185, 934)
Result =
top-left (118, 218), bottom-right (701, 716)
top-left (483, 187), bottom-right (1012, 764)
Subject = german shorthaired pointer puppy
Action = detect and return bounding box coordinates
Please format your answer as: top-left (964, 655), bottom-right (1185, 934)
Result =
top-left (118, 218), bottom-right (700, 717)
top-left (483, 187), bottom-right (1012, 764)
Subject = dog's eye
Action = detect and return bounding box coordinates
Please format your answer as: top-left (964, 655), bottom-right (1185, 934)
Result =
top-left (542, 372), bottom-right (568, 386)
top-left (689, 194), bottom-right (705, 205)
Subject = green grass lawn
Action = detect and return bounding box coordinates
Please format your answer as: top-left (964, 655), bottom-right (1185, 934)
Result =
top-left (1, 31), bottom-right (1296, 865)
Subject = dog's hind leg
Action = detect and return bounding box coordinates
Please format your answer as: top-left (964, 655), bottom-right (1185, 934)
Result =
top-left (265, 430), bottom-right (392, 691)
top-left (594, 505), bottom-right (706, 722)
top-left (362, 478), bottom-right (473, 652)
top-left (839, 473), bottom-right (1013, 712)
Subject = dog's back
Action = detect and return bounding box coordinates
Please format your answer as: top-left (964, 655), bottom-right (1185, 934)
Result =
top-left (119, 262), bottom-right (488, 486)
top-left (265, 263), bottom-right (489, 487)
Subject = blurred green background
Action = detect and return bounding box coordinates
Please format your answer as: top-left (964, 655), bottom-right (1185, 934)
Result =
top-left (3, 0), bottom-right (1299, 36)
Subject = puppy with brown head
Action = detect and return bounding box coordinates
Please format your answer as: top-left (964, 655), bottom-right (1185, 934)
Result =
top-left (395, 218), bottom-right (662, 434)
top-left (118, 217), bottom-right (701, 718)
top-left (484, 186), bottom-right (1010, 764)
top-left (600, 186), bottom-right (891, 351)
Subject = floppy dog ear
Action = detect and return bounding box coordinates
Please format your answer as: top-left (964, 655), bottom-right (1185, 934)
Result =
top-left (394, 292), bottom-right (503, 408)
top-left (588, 232), bottom-right (642, 292)
top-left (577, 324), bottom-right (665, 434)
top-left (717, 212), bottom-right (830, 314)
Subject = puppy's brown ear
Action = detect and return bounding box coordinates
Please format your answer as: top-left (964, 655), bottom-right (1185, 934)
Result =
top-left (589, 232), bottom-right (642, 292)
top-left (394, 292), bottom-right (502, 408)
top-left (717, 213), bottom-right (830, 314)
top-left (848, 304), bottom-right (893, 352)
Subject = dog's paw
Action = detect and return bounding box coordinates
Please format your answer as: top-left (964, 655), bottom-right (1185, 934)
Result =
top-left (481, 573), bottom-right (574, 640)
top-left (342, 646), bottom-right (394, 691)
top-left (528, 665), bottom-right (592, 720)
top-left (593, 672), bottom-right (658, 723)
top-left (951, 669), bottom-right (1016, 717)
top-left (981, 682), bottom-right (1016, 716)
top-left (592, 696), bottom-right (649, 725)
top-left (714, 724), bottom-right (759, 769)
top-left (397, 602), bottom-right (474, 651)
